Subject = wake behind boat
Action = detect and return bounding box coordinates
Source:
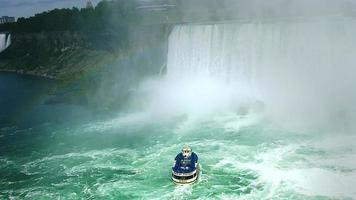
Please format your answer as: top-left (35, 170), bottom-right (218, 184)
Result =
top-left (171, 146), bottom-right (200, 184)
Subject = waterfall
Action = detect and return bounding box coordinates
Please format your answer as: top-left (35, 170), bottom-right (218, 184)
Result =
top-left (142, 17), bottom-right (356, 121)
top-left (0, 33), bottom-right (11, 53)
top-left (5, 34), bottom-right (11, 49)
top-left (167, 24), bottom-right (257, 84)
top-left (0, 34), bottom-right (6, 53)
top-left (167, 18), bottom-right (356, 84)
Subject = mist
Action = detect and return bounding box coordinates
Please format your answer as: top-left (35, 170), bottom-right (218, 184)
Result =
top-left (2, 1), bottom-right (356, 198)
top-left (177, 0), bottom-right (356, 22)
top-left (133, 1), bottom-right (356, 133)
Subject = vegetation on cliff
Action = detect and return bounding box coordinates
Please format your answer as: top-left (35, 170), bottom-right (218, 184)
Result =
top-left (0, 0), bottom-right (172, 110)
top-left (0, 0), bottom-right (139, 33)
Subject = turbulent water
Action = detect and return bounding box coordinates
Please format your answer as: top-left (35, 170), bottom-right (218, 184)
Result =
top-left (2, 17), bottom-right (356, 199)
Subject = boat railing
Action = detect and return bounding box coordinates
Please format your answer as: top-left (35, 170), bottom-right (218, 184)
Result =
top-left (172, 169), bottom-right (197, 176)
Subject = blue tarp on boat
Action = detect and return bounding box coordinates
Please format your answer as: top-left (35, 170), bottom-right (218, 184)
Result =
top-left (172, 152), bottom-right (198, 173)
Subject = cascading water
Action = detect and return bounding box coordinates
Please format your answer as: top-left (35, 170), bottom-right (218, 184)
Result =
top-left (143, 17), bottom-right (356, 129)
top-left (1, 15), bottom-right (356, 199)
top-left (0, 33), bottom-right (10, 53)
top-left (166, 24), bottom-right (258, 84)
top-left (5, 34), bottom-right (11, 49)
top-left (161, 24), bottom-right (262, 116)
top-left (0, 33), bottom-right (7, 53)
top-left (129, 18), bottom-right (356, 198)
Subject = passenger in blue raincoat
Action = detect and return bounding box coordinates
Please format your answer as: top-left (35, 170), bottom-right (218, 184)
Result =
top-left (172, 146), bottom-right (198, 173)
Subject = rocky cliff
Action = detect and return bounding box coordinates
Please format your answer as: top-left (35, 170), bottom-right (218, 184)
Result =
top-left (0, 25), bottom-right (172, 111)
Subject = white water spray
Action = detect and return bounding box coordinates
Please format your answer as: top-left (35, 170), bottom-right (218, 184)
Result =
top-left (140, 17), bottom-right (356, 130)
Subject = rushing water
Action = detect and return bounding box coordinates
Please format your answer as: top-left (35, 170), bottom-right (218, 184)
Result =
top-left (2, 17), bottom-right (356, 199)
top-left (0, 33), bottom-right (10, 53)
top-left (1, 94), bottom-right (355, 199)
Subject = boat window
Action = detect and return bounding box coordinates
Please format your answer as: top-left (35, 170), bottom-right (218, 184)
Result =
top-left (172, 174), bottom-right (195, 180)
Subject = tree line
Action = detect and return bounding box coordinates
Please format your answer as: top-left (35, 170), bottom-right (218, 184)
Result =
top-left (0, 0), bottom-right (140, 33)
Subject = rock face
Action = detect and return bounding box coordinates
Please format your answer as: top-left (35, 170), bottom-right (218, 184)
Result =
top-left (0, 32), bottom-right (116, 79)
top-left (0, 25), bottom-right (172, 111)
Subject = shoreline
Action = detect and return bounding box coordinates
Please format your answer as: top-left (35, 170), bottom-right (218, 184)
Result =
top-left (0, 69), bottom-right (58, 80)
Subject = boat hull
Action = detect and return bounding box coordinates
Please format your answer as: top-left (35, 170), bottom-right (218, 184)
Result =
top-left (171, 164), bottom-right (200, 185)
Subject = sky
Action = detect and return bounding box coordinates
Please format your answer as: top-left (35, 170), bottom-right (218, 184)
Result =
top-left (0, 0), bottom-right (102, 18)
top-left (2, 0), bottom-right (356, 19)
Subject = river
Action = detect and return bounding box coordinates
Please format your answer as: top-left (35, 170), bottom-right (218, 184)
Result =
top-left (0, 72), bottom-right (355, 199)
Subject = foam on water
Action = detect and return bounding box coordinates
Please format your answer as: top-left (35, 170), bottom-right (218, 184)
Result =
top-left (1, 113), bottom-right (356, 199)
top-left (2, 15), bottom-right (356, 200)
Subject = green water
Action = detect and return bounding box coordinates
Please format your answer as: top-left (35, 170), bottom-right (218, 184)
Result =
top-left (1, 74), bottom-right (355, 200)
